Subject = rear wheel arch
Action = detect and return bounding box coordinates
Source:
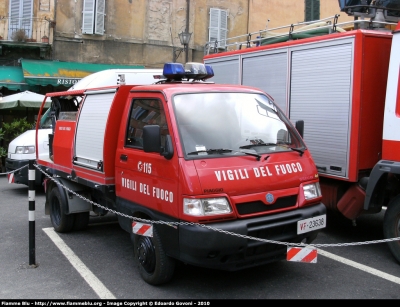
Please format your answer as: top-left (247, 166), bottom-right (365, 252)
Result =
top-left (364, 172), bottom-right (388, 211)
top-left (45, 179), bottom-right (69, 215)
top-left (49, 185), bottom-right (75, 232)
top-left (383, 194), bottom-right (400, 264)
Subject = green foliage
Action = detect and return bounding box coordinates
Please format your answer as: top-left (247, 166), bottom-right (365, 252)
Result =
top-left (0, 128), bottom-right (6, 158)
top-left (0, 117), bottom-right (34, 158)
top-left (0, 146), bottom-right (6, 158)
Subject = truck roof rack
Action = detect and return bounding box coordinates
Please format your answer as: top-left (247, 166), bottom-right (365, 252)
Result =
top-left (204, 11), bottom-right (399, 56)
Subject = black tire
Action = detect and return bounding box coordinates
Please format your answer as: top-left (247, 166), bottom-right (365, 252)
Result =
top-left (383, 195), bottom-right (400, 264)
top-left (133, 226), bottom-right (175, 285)
top-left (73, 212), bottom-right (90, 231)
top-left (49, 187), bottom-right (75, 233)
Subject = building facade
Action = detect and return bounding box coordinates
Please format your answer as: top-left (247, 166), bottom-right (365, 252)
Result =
top-left (0, 0), bottom-right (353, 90)
top-left (52, 0), bottom-right (352, 66)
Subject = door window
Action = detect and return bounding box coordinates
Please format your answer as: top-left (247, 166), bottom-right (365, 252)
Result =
top-left (126, 99), bottom-right (168, 148)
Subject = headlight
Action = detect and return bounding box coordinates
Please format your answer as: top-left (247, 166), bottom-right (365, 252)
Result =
top-left (15, 146), bottom-right (35, 154)
top-left (303, 182), bottom-right (322, 200)
top-left (184, 197), bottom-right (232, 216)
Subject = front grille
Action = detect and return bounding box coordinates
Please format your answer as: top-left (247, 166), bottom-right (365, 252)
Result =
top-left (236, 195), bottom-right (297, 215)
top-left (245, 215), bottom-right (303, 258)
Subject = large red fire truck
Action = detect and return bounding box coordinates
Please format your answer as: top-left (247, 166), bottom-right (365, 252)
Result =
top-left (203, 0), bottom-right (400, 263)
top-left (35, 62), bottom-right (326, 285)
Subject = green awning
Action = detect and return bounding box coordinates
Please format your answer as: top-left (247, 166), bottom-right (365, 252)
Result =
top-left (0, 66), bottom-right (30, 91)
top-left (21, 59), bottom-right (145, 87)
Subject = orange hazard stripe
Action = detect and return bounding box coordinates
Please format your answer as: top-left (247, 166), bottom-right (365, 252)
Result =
top-left (301, 249), bottom-right (317, 262)
top-left (286, 247), bottom-right (317, 263)
top-left (132, 222), bottom-right (153, 237)
top-left (136, 224), bottom-right (151, 235)
top-left (287, 247), bottom-right (301, 260)
top-left (8, 173), bottom-right (15, 184)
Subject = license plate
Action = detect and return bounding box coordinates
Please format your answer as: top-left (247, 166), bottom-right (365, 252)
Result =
top-left (297, 214), bottom-right (326, 234)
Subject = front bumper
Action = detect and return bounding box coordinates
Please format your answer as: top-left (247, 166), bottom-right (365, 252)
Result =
top-left (117, 197), bottom-right (326, 272)
top-left (5, 158), bottom-right (42, 187)
top-left (176, 203), bottom-right (326, 271)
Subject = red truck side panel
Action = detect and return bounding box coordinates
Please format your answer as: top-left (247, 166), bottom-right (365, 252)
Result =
top-left (53, 121), bottom-right (76, 168)
top-left (115, 91), bottom-right (181, 218)
top-left (115, 148), bottom-right (180, 218)
top-left (383, 68), bottom-right (400, 160)
top-left (382, 47), bottom-right (400, 161)
top-left (352, 34), bottom-right (391, 174)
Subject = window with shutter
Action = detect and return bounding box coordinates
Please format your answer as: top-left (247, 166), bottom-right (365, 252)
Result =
top-left (8, 0), bottom-right (33, 40)
top-left (95, 0), bottom-right (105, 35)
top-left (82, 0), bottom-right (105, 35)
top-left (82, 0), bottom-right (95, 34)
top-left (209, 8), bottom-right (228, 49)
top-left (305, 0), bottom-right (320, 22)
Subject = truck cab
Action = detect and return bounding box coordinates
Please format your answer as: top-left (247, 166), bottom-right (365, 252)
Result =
top-left (36, 62), bottom-right (326, 285)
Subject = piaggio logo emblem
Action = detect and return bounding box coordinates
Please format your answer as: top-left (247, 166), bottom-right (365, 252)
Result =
top-left (265, 193), bottom-right (274, 204)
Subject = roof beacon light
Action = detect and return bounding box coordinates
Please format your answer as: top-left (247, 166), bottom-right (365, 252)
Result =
top-left (163, 63), bottom-right (185, 80)
top-left (205, 65), bottom-right (214, 79)
top-left (162, 62), bottom-right (214, 81)
top-left (185, 62), bottom-right (207, 79)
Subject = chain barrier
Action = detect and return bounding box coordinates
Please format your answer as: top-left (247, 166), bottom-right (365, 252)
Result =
top-left (3, 165), bottom-right (400, 248)
top-left (0, 164), bottom-right (28, 176)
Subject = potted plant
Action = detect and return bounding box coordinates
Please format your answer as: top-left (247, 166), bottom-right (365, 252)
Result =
top-left (12, 29), bottom-right (28, 42)
top-left (41, 35), bottom-right (49, 43)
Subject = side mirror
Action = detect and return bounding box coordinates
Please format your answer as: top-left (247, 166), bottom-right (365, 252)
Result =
top-left (142, 125), bottom-right (174, 160)
top-left (295, 120), bottom-right (304, 138)
top-left (143, 125), bottom-right (162, 153)
top-left (161, 135), bottom-right (174, 160)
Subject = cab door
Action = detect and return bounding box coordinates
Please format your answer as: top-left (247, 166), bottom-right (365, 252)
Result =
top-left (115, 92), bottom-right (180, 218)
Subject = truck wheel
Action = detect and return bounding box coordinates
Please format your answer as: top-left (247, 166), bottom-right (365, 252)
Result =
top-left (49, 188), bottom-right (75, 233)
top-left (133, 227), bottom-right (175, 285)
top-left (73, 212), bottom-right (90, 231)
top-left (383, 195), bottom-right (400, 264)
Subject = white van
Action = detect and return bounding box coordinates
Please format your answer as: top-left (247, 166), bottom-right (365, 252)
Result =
top-left (5, 68), bottom-right (163, 187)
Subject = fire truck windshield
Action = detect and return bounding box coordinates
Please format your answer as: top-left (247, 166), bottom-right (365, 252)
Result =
top-left (173, 92), bottom-right (306, 158)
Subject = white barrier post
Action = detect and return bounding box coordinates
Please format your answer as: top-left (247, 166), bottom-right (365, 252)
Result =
top-left (28, 160), bottom-right (36, 266)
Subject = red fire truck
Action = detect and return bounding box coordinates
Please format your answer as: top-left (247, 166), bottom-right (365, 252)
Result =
top-left (35, 62), bottom-right (325, 285)
top-left (203, 1), bottom-right (400, 263)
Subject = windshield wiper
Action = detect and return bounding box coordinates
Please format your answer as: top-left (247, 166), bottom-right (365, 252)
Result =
top-left (187, 148), bottom-right (233, 155)
top-left (187, 148), bottom-right (262, 161)
top-left (239, 143), bottom-right (278, 149)
top-left (239, 150), bottom-right (262, 161)
top-left (290, 147), bottom-right (306, 156)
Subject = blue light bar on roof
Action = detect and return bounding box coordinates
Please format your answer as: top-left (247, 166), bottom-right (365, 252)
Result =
top-left (185, 62), bottom-right (206, 74)
top-left (162, 62), bottom-right (214, 81)
top-left (205, 65), bottom-right (214, 79)
top-left (163, 63), bottom-right (185, 79)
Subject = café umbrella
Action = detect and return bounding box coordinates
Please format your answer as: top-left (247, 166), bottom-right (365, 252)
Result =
top-left (0, 90), bottom-right (51, 109)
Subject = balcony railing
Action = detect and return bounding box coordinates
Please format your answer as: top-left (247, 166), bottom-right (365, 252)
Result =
top-left (0, 16), bottom-right (52, 44)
